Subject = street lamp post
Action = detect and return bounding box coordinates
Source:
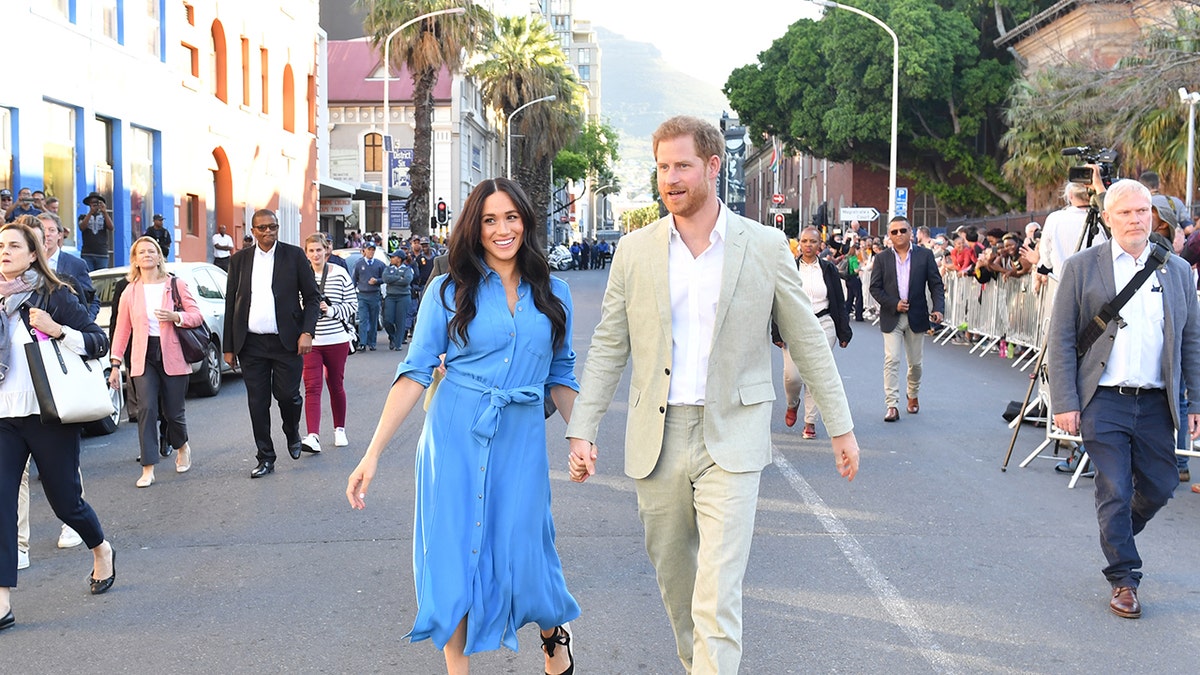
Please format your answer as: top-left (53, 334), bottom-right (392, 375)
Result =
top-left (506, 94), bottom-right (557, 179)
top-left (810, 0), bottom-right (898, 222)
top-left (1181, 88), bottom-right (1200, 215)
top-left (591, 183), bottom-right (618, 240)
top-left (382, 7), bottom-right (465, 236)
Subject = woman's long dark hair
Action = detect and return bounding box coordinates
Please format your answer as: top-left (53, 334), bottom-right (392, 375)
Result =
top-left (442, 178), bottom-right (567, 349)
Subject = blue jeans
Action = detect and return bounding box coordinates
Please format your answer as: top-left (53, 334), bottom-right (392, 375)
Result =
top-left (82, 253), bottom-right (108, 272)
top-left (357, 293), bottom-right (381, 348)
top-left (382, 293), bottom-right (410, 348)
top-left (1080, 388), bottom-right (1178, 588)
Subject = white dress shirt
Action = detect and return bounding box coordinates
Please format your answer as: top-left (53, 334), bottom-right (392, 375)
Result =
top-left (1039, 205), bottom-right (1106, 279)
top-left (1098, 243), bottom-right (1164, 389)
top-left (248, 244), bottom-right (279, 335)
top-left (796, 258), bottom-right (828, 314)
top-left (666, 204), bottom-right (727, 405)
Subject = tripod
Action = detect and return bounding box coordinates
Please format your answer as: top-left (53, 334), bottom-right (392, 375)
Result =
top-left (1001, 200), bottom-right (1108, 481)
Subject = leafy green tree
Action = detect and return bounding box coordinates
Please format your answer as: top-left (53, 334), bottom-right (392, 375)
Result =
top-left (724, 0), bottom-right (1052, 216)
top-left (621, 203), bottom-right (661, 231)
top-left (358, 0), bottom-right (491, 237)
top-left (470, 14), bottom-right (584, 241)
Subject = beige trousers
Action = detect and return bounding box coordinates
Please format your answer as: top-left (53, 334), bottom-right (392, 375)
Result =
top-left (635, 405), bottom-right (761, 674)
top-left (782, 315), bottom-right (837, 424)
top-left (882, 312), bottom-right (925, 408)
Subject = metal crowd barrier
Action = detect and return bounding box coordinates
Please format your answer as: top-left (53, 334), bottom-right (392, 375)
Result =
top-left (935, 272), bottom-right (1050, 369)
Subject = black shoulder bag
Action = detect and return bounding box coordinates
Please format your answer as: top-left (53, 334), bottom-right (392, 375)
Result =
top-left (170, 275), bottom-right (210, 364)
top-left (1075, 242), bottom-right (1169, 359)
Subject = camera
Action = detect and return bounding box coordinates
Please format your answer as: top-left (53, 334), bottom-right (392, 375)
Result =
top-left (1063, 146), bottom-right (1118, 187)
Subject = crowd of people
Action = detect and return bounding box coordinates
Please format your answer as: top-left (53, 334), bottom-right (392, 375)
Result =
top-left (567, 238), bottom-right (612, 270)
top-left (3, 117), bottom-right (1199, 672)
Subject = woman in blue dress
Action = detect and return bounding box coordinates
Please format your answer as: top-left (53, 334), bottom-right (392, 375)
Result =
top-left (347, 178), bottom-right (579, 675)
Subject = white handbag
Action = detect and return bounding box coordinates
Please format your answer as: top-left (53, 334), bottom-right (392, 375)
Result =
top-left (24, 338), bottom-right (115, 425)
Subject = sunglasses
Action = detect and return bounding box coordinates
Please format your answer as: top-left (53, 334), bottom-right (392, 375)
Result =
top-left (889, 228), bottom-right (909, 235)
top-left (253, 223), bottom-right (279, 231)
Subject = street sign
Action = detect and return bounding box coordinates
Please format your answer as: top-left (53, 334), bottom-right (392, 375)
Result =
top-left (768, 207), bottom-right (793, 215)
top-left (772, 193), bottom-right (786, 205)
top-left (894, 187), bottom-right (909, 218)
top-left (839, 207), bottom-right (880, 221)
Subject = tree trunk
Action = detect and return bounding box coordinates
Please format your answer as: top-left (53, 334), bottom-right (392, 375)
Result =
top-left (407, 67), bottom-right (438, 238)
top-left (516, 160), bottom-right (552, 253)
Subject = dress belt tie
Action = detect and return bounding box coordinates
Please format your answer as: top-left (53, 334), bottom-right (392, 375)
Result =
top-left (444, 371), bottom-right (542, 445)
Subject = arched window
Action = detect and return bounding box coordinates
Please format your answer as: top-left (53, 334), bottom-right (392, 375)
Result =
top-left (210, 20), bottom-right (228, 102)
top-left (364, 133), bottom-right (382, 172)
top-left (282, 65), bottom-right (295, 132)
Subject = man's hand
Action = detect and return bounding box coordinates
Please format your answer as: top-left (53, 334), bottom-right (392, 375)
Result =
top-left (930, 311), bottom-right (943, 324)
top-left (297, 332), bottom-right (314, 355)
top-left (897, 299), bottom-right (909, 313)
top-left (568, 437), bottom-right (598, 482)
top-left (1189, 413), bottom-right (1200, 440)
top-left (224, 352), bottom-right (237, 369)
top-left (830, 430), bottom-right (860, 481)
top-left (1054, 411), bottom-right (1080, 436)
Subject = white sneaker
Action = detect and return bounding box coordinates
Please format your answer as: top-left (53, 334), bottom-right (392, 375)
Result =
top-left (301, 433), bottom-right (322, 454)
top-left (334, 427), bottom-right (348, 447)
top-left (17, 549), bottom-right (29, 570)
top-left (58, 524), bottom-right (83, 549)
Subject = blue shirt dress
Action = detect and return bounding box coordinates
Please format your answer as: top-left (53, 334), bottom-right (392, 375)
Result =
top-left (395, 271), bottom-right (581, 655)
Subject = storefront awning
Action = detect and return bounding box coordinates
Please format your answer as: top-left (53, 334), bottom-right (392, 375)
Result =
top-left (318, 178), bottom-right (411, 201)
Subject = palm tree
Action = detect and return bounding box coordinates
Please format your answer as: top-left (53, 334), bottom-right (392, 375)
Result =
top-left (470, 15), bottom-right (584, 245)
top-left (358, 0), bottom-right (490, 237)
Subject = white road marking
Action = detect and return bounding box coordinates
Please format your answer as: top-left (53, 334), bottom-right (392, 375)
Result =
top-left (772, 447), bottom-right (960, 674)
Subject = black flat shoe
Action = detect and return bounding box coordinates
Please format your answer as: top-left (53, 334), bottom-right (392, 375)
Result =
top-left (89, 549), bottom-right (116, 595)
top-left (287, 441), bottom-right (303, 460)
top-left (541, 625), bottom-right (574, 675)
top-left (0, 610), bottom-right (14, 631)
top-left (250, 461), bottom-right (275, 478)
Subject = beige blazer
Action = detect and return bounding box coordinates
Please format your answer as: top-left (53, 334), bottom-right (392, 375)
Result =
top-left (567, 211), bottom-right (854, 478)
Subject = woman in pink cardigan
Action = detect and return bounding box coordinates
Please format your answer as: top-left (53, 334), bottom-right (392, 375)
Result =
top-left (108, 237), bottom-right (204, 487)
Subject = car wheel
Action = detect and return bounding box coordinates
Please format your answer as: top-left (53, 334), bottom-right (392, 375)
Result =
top-left (83, 367), bottom-right (122, 437)
top-left (189, 339), bottom-right (222, 397)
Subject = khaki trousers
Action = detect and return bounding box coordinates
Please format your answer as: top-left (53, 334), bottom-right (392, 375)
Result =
top-left (782, 315), bottom-right (837, 424)
top-left (882, 312), bottom-right (925, 408)
top-left (635, 405), bottom-right (761, 674)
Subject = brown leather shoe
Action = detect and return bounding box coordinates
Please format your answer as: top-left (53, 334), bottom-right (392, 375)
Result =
top-left (784, 405), bottom-right (798, 427)
top-left (884, 407), bottom-right (899, 422)
top-left (1109, 586), bottom-right (1141, 619)
top-left (907, 397), bottom-right (919, 414)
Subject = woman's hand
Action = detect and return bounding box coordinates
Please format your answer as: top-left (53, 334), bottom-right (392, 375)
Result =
top-left (346, 455), bottom-right (379, 510)
top-left (153, 308), bottom-right (178, 323)
top-left (27, 307), bottom-right (62, 338)
top-left (108, 368), bottom-right (121, 390)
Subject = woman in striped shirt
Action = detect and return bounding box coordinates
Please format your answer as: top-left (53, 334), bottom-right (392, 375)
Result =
top-left (301, 233), bottom-right (357, 453)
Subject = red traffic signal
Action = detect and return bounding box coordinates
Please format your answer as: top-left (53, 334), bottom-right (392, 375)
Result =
top-left (773, 213), bottom-right (785, 228)
top-left (436, 200), bottom-right (448, 225)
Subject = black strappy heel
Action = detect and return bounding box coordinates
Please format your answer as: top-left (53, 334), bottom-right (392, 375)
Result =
top-left (541, 625), bottom-right (574, 675)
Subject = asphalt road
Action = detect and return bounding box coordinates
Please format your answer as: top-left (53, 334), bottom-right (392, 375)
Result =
top-left (7, 267), bottom-right (1200, 674)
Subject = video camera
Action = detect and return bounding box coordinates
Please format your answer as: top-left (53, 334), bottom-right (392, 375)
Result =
top-left (1062, 146), bottom-right (1118, 187)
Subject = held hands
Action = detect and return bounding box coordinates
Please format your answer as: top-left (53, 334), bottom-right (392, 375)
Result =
top-left (830, 431), bottom-right (861, 481)
top-left (346, 455), bottom-right (379, 510)
top-left (568, 438), bottom-right (598, 482)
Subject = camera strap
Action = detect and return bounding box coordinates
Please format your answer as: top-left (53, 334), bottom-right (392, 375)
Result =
top-left (1076, 241), bottom-right (1169, 359)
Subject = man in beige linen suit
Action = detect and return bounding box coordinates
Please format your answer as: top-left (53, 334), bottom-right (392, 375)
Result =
top-left (567, 116), bottom-right (860, 673)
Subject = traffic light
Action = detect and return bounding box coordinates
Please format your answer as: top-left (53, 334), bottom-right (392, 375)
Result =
top-left (436, 199), bottom-right (448, 225)
top-left (774, 213), bottom-right (785, 228)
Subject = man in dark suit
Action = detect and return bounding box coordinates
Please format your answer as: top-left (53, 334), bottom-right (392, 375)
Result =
top-left (223, 209), bottom-right (320, 478)
top-left (35, 212), bottom-right (99, 320)
top-left (1047, 179), bottom-right (1200, 619)
top-left (869, 215), bottom-right (945, 422)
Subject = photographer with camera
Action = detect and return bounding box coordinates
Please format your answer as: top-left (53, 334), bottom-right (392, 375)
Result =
top-left (77, 191), bottom-right (114, 271)
top-left (4, 187), bottom-right (42, 223)
top-left (1036, 169), bottom-right (1108, 293)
